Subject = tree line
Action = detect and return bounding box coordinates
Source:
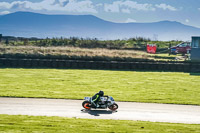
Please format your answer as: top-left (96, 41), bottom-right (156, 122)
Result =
top-left (0, 35), bottom-right (182, 49)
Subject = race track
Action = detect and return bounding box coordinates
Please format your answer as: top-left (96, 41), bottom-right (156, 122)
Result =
top-left (0, 97), bottom-right (200, 124)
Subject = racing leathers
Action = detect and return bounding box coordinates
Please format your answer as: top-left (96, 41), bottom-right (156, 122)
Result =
top-left (92, 93), bottom-right (101, 107)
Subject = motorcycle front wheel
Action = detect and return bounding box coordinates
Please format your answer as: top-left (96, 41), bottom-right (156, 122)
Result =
top-left (108, 103), bottom-right (118, 111)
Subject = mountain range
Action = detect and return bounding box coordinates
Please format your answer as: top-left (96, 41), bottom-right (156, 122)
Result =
top-left (0, 11), bottom-right (200, 41)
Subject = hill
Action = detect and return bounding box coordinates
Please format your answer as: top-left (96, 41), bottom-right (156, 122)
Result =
top-left (0, 11), bottom-right (199, 41)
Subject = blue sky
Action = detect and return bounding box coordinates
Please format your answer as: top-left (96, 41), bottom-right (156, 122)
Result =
top-left (0, 0), bottom-right (200, 28)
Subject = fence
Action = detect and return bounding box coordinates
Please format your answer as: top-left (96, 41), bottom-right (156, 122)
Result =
top-left (1, 58), bottom-right (200, 72)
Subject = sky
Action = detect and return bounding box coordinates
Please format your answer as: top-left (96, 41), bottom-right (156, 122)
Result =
top-left (0, 0), bottom-right (200, 28)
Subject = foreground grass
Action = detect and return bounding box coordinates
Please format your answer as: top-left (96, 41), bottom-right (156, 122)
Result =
top-left (1, 69), bottom-right (200, 105)
top-left (0, 114), bottom-right (200, 133)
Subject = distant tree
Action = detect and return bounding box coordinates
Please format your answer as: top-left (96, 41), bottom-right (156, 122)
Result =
top-left (70, 37), bottom-right (78, 46)
top-left (51, 38), bottom-right (57, 46)
top-left (5, 38), bottom-right (9, 45)
top-left (23, 39), bottom-right (29, 45)
top-left (0, 34), bottom-right (2, 43)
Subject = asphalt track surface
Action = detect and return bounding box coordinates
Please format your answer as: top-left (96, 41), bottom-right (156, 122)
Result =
top-left (0, 97), bottom-right (200, 124)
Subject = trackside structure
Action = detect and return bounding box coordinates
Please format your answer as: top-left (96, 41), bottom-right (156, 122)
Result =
top-left (191, 36), bottom-right (200, 62)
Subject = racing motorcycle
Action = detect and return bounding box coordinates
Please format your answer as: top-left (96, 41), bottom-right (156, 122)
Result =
top-left (82, 95), bottom-right (118, 111)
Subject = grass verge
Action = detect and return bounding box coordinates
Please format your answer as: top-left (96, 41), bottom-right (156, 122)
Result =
top-left (0, 114), bottom-right (200, 133)
top-left (0, 68), bottom-right (200, 105)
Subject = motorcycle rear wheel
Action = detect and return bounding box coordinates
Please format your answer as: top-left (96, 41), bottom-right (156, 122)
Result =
top-left (82, 101), bottom-right (91, 110)
top-left (108, 103), bottom-right (118, 111)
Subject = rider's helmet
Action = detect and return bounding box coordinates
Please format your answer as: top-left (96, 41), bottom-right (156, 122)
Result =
top-left (99, 90), bottom-right (104, 96)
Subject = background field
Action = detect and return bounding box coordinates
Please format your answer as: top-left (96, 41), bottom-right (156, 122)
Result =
top-left (0, 114), bottom-right (200, 133)
top-left (0, 45), bottom-right (178, 62)
top-left (0, 68), bottom-right (200, 105)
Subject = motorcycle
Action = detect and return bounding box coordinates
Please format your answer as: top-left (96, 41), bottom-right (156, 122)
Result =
top-left (82, 95), bottom-right (118, 111)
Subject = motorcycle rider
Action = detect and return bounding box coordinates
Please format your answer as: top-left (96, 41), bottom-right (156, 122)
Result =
top-left (92, 90), bottom-right (104, 108)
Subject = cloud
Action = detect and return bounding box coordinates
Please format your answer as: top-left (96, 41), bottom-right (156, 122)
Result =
top-left (121, 8), bottom-right (131, 13)
top-left (96, 3), bottom-right (103, 7)
top-left (185, 19), bottom-right (189, 23)
top-left (0, 2), bottom-right (13, 9)
top-left (0, 10), bottom-right (10, 15)
top-left (104, 2), bottom-right (120, 13)
top-left (104, 0), bottom-right (155, 13)
top-left (0, 0), bottom-right (180, 14)
top-left (104, 1), bottom-right (179, 13)
top-left (0, 0), bottom-right (98, 13)
top-left (155, 3), bottom-right (177, 11)
top-left (120, 1), bottom-right (155, 11)
top-left (104, 1), bottom-right (153, 13)
top-left (125, 18), bottom-right (136, 23)
top-left (62, 0), bottom-right (98, 13)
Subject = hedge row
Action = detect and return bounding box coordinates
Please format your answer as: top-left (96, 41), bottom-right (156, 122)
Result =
top-left (1, 58), bottom-right (199, 72)
top-left (0, 53), bottom-right (153, 62)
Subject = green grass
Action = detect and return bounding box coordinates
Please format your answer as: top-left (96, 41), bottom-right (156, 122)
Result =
top-left (0, 68), bottom-right (200, 105)
top-left (0, 114), bottom-right (200, 133)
